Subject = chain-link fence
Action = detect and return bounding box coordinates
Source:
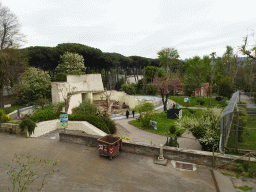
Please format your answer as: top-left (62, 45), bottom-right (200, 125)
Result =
top-left (219, 91), bottom-right (239, 153)
top-left (220, 91), bottom-right (256, 153)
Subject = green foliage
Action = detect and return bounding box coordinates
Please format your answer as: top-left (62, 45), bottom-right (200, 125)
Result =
top-left (158, 47), bottom-right (179, 75)
top-left (5, 153), bottom-right (59, 192)
top-left (233, 185), bottom-right (254, 191)
top-left (165, 136), bottom-right (179, 147)
top-left (115, 77), bottom-right (126, 91)
top-left (175, 130), bottom-right (181, 137)
top-left (145, 84), bottom-right (159, 95)
top-left (72, 99), bottom-right (98, 115)
top-left (169, 125), bottom-right (176, 134)
top-left (69, 114), bottom-right (110, 134)
top-left (55, 52), bottom-right (86, 79)
top-left (218, 76), bottom-right (236, 99)
top-left (196, 98), bottom-right (205, 105)
top-left (144, 66), bottom-right (165, 83)
top-left (120, 84), bottom-right (136, 95)
top-left (101, 116), bottom-right (116, 134)
top-left (0, 108), bottom-right (10, 123)
top-left (30, 108), bottom-right (59, 123)
top-left (19, 118), bottom-right (36, 136)
top-left (15, 67), bottom-right (52, 105)
top-left (176, 108), bottom-right (221, 151)
top-left (233, 160), bottom-right (256, 178)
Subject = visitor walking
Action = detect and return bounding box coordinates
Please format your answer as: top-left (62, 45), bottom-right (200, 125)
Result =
top-left (126, 110), bottom-right (129, 119)
top-left (132, 110), bottom-right (135, 118)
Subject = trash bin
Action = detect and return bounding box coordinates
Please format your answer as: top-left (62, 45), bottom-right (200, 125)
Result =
top-left (98, 135), bottom-right (122, 160)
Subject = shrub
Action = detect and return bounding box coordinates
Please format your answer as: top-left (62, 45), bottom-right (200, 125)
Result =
top-left (176, 108), bottom-right (221, 151)
top-left (169, 125), bottom-right (176, 134)
top-left (120, 84), bottom-right (136, 95)
top-left (0, 109), bottom-right (10, 123)
top-left (175, 130), bottom-right (181, 137)
top-left (145, 84), bottom-right (158, 95)
top-left (165, 136), bottom-right (179, 147)
top-left (72, 99), bottom-right (97, 115)
top-left (30, 108), bottom-right (59, 123)
top-left (101, 116), bottom-right (116, 134)
top-left (69, 114), bottom-right (110, 134)
top-left (19, 118), bottom-right (36, 136)
top-left (196, 99), bottom-right (205, 106)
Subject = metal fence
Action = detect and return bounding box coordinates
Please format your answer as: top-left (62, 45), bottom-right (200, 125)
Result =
top-left (220, 91), bottom-right (256, 153)
top-left (219, 91), bottom-right (239, 153)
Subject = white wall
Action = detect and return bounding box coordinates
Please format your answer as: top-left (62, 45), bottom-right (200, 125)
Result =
top-left (30, 119), bottom-right (107, 138)
top-left (68, 93), bottom-right (82, 114)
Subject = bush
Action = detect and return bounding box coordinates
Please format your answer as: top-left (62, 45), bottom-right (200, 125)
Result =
top-left (145, 84), bottom-right (158, 95)
top-left (101, 116), bottom-right (116, 134)
top-left (175, 130), bottom-right (181, 137)
top-left (19, 118), bottom-right (36, 136)
top-left (165, 136), bottom-right (179, 147)
top-left (0, 109), bottom-right (10, 123)
top-left (120, 84), bottom-right (136, 95)
top-left (196, 99), bottom-right (205, 106)
top-left (69, 114), bottom-right (110, 134)
top-left (72, 99), bottom-right (98, 115)
top-left (169, 125), bottom-right (176, 134)
top-left (30, 108), bottom-right (59, 123)
top-left (176, 108), bottom-right (221, 151)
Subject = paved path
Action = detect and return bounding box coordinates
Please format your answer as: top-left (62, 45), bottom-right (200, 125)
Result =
top-left (0, 133), bottom-right (228, 192)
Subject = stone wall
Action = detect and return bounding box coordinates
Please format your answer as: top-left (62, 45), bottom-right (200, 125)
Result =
top-left (59, 132), bottom-right (256, 169)
top-left (0, 123), bottom-right (27, 137)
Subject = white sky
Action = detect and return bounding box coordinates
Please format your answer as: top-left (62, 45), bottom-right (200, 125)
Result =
top-left (2, 0), bottom-right (256, 60)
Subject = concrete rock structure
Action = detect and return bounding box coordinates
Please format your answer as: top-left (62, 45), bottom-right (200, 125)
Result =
top-left (51, 74), bottom-right (139, 114)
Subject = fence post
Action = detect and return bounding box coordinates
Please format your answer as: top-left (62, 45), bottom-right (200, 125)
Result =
top-left (235, 107), bottom-right (239, 152)
top-left (212, 146), bottom-right (215, 168)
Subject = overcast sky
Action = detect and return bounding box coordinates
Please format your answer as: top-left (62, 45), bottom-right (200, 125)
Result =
top-left (2, 0), bottom-right (256, 60)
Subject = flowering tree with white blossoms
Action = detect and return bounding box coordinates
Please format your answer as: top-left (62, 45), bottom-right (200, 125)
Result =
top-left (176, 108), bottom-right (221, 151)
top-left (55, 52), bottom-right (86, 81)
top-left (16, 67), bottom-right (51, 108)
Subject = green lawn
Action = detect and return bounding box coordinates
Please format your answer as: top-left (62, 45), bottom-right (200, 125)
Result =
top-left (3, 104), bottom-right (22, 115)
top-left (129, 108), bottom-right (198, 137)
top-left (227, 115), bottom-right (256, 151)
top-left (169, 96), bottom-right (228, 108)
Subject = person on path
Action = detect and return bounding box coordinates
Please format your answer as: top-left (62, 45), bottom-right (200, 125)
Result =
top-left (126, 110), bottom-right (129, 119)
top-left (132, 110), bottom-right (135, 118)
top-left (172, 103), bottom-right (175, 109)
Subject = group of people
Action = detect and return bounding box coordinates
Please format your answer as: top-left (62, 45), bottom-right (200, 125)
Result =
top-left (126, 110), bottom-right (135, 119)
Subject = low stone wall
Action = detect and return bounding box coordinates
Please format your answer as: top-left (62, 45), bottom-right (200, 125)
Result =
top-left (59, 132), bottom-right (256, 169)
top-left (0, 123), bottom-right (27, 137)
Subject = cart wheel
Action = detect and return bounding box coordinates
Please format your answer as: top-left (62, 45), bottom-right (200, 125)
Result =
top-left (109, 157), bottom-right (112, 160)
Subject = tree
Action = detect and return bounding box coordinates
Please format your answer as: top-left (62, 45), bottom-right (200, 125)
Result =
top-left (240, 35), bottom-right (256, 60)
top-left (0, 3), bottom-right (26, 108)
top-left (0, 2), bottom-right (25, 50)
top-left (16, 67), bottom-right (52, 107)
top-left (152, 76), bottom-right (181, 111)
top-left (158, 48), bottom-right (179, 76)
top-left (144, 66), bottom-right (165, 83)
top-left (0, 49), bottom-right (26, 108)
top-left (55, 52), bottom-right (86, 81)
top-left (183, 56), bottom-right (205, 97)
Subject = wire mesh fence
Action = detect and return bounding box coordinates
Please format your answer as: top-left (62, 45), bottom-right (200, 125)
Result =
top-left (220, 91), bottom-right (256, 153)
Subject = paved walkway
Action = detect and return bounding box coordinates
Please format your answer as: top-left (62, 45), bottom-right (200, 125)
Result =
top-left (0, 133), bottom-right (230, 192)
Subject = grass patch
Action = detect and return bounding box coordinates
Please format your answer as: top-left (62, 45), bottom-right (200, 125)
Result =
top-left (129, 108), bottom-right (198, 136)
top-left (227, 115), bottom-right (256, 150)
top-left (169, 96), bottom-right (228, 108)
top-left (234, 185), bottom-right (254, 191)
top-left (3, 104), bottom-right (22, 115)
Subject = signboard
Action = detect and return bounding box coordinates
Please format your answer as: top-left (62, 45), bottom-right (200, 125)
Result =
top-left (179, 109), bottom-right (182, 119)
top-left (4, 104), bottom-right (11, 108)
top-left (60, 114), bottom-right (68, 129)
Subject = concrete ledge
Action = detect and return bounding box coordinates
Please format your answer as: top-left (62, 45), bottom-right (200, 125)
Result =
top-left (0, 123), bottom-right (27, 137)
top-left (59, 132), bottom-right (256, 169)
